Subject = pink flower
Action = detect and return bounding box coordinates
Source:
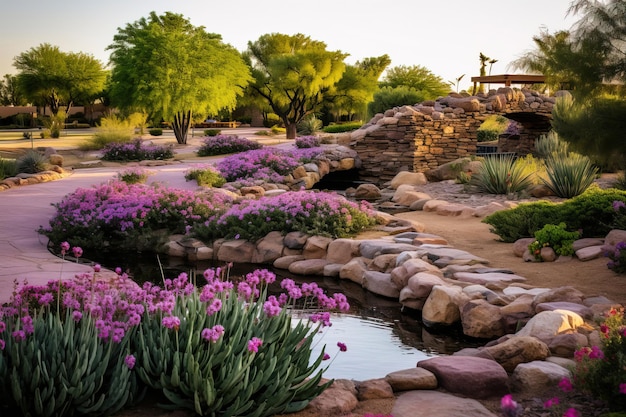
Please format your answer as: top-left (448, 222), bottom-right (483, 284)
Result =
top-left (563, 408), bottom-right (580, 417)
top-left (337, 342), bottom-right (347, 352)
top-left (500, 394), bottom-right (521, 417)
top-left (93, 264), bottom-right (101, 273)
top-left (162, 316), bottom-right (180, 331)
top-left (201, 325), bottom-right (225, 343)
top-left (115, 267), bottom-right (122, 275)
top-left (72, 246), bottom-right (83, 258)
top-left (247, 337), bottom-right (263, 353)
top-left (60, 241), bottom-right (70, 255)
top-left (620, 383), bottom-right (626, 394)
top-left (0, 339), bottom-right (5, 350)
top-left (124, 354), bottom-right (136, 369)
top-left (323, 353), bottom-right (330, 361)
top-left (558, 377), bottom-right (574, 392)
top-left (543, 397), bottom-right (559, 408)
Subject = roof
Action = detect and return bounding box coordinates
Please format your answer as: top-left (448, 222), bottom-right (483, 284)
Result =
top-left (470, 74), bottom-right (546, 86)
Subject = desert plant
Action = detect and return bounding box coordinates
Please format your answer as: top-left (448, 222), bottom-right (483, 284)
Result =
top-left (116, 167), bottom-right (153, 184)
top-left (535, 131), bottom-right (569, 159)
top-left (204, 129), bottom-right (221, 136)
top-left (322, 122), bottom-right (363, 133)
top-left (470, 154), bottom-right (534, 195)
top-left (82, 114), bottom-right (135, 150)
top-left (184, 164), bottom-right (227, 187)
top-left (148, 128), bottom-right (163, 136)
top-left (43, 110), bottom-right (66, 138)
top-left (271, 125), bottom-right (286, 135)
top-left (528, 222), bottom-right (579, 260)
top-left (294, 135), bottom-right (320, 149)
top-left (483, 200), bottom-right (563, 242)
top-left (476, 129), bottom-right (500, 142)
top-left (297, 115), bottom-right (322, 135)
top-left (197, 135), bottom-right (262, 157)
top-left (16, 150), bottom-right (47, 174)
top-left (542, 152), bottom-right (598, 198)
top-left (101, 139), bottom-right (174, 161)
top-left (0, 157), bottom-right (17, 179)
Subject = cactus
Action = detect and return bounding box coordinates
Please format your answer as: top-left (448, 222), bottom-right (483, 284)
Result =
top-left (135, 287), bottom-right (331, 417)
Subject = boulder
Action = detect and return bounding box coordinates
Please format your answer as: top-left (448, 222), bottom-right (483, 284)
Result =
top-left (250, 231), bottom-right (284, 264)
top-left (454, 271), bottom-right (526, 286)
top-left (407, 272), bottom-right (447, 299)
top-left (356, 378), bottom-right (394, 400)
top-left (461, 300), bottom-right (505, 339)
top-left (273, 255), bottom-right (305, 270)
top-left (575, 245), bottom-right (604, 261)
top-left (532, 286), bottom-right (584, 307)
top-left (339, 257), bottom-right (370, 285)
top-left (510, 361), bottom-right (572, 395)
top-left (513, 238), bottom-right (535, 257)
top-left (288, 259), bottom-right (330, 275)
top-left (392, 390), bottom-right (498, 417)
top-left (535, 301), bottom-right (593, 319)
top-left (48, 154), bottom-right (64, 166)
top-left (389, 171), bottom-right (428, 189)
top-left (216, 240), bottom-right (255, 263)
top-left (482, 336), bottom-right (550, 372)
top-left (369, 253), bottom-right (398, 272)
top-left (385, 367), bottom-right (438, 391)
top-left (516, 310), bottom-right (585, 341)
top-left (605, 229), bottom-right (626, 246)
top-left (548, 333), bottom-right (589, 357)
top-left (354, 183), bottom-right (381, 200)
top-left (362, 271), bottom-right (400, 298)
top-left (326, 238), bottom-right (362, 264)
top-left (392, 189), bottom-right (432, 207)
top-left (283, 231), bottom-right (309, 249)
top-left (422, 285), bottom-right (467, 326)
top-left (306, 379), bottom-right (358, 415)
top-left (302, 235), bottom-right (333, 259)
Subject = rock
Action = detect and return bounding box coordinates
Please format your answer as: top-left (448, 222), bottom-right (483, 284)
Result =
top-left (510, 361), bottom-right (572, 395)
top-left (417, 356), bottom-right (509, 399)
top-left (339, 257), bottom-right (370, 285)
top-left (283, 231), bottom-right (309, 249)
top-left (605, 229), bottom-right (626, 246)
top-left (162, 240), bottom-right (186, 258)
top-left (453, 271), bottom-right (526, 286)
top-left (385, 367), bottom-right (438, 391)
top-left (48, 153), bottom-right (64, 166)
top-left (532, 286), bottom-right (584, 306)
top-left (356, 378), bottom-right (394, 400)
top-left (369, 253), bottom-right (398, 272)
top-left (422, 199), bottom-right (450, 212)
top-left (572, 238), bottom-right (604, 251)
top-left (302, 235), bottom-right (333, 259)
top-left (323, 263), bottom-right (342, 277)
top-left (392, 189), bottom-right (432, 206)
top-left (513, 238), bottom-right (535, 257)
top-left (216, 239), bottom-right (255, 263)
top-left (306, 379), bottom-right (358, 415)
top-left (392, 390), bottom-right (498, 417)
top-left (548, 333), bottom-right (589, 357)
top-left (435, 203), bottom-right (475, 217)
top-left (354, 183), bottom-right (381, 200)
top-left (251, 231), bottom-right (284, 264)
top-left (288, 259), bottom-right (330, 275)
top-left (363, 271), bottom-right (399, 298)
top-left (540, 246), bottom-right (557, 262)
top-left (461, 300), bottom-right (505, 339)
top-left (516, 310), bottom-right (585, 341)
top-left (411, 233), bottom-right (449, 246)
top-left (240, 185), bottom-right (265, 197)
top-left (326, 238), bottom-right (362, 264)
top-left (473, 202), bottom-right (507, 217)
top-left (359, 240), bottom-right (420, 259)
top-left (273, 255), bottom-right (305, 270)
top-left (389, 171), bottom-right (428, 189)
top-left (535, 301), bottom-right (593, 319)
top-left (422, 285), bottom-right (467, 326)
top-left (575, 245), bottom-right (604, 261)
top-left (482, 336), bottom-right (550, 372)
top-left (188, 246), bottom-right (213, 261)
top-left (407, 272), bottom-right (447, 298)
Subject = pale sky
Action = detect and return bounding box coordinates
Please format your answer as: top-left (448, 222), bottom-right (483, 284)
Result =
top-left (1, 0), bottom-right (579, 89)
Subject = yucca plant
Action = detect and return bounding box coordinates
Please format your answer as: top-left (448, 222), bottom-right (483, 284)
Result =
top-left (535, 131), bottom-right (569, 159)
top-left (470, 154), bottom-right (534, 195)
top-left (542, 152), bottom-right (598, 198)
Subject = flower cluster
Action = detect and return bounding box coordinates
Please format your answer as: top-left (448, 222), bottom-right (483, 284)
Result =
top-left (194, 189), bottom-right (378, 241)
top-left (294, 135), bottom-right (320, 149)
top-left (101, 139), bottom-right (174, 161)
top-left (39, 180), bottom-right (232, 254)
top-left (197, 134), bottom-right (262, 157)
top-left (116, 166), bottom-right (153, 184)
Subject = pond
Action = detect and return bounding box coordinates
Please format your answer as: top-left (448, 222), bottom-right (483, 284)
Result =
top-left (98, 252), bottom-right (484, 381)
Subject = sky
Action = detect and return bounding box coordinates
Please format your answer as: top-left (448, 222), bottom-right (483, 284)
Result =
top-left (0, 0), bottom-right (580, 90)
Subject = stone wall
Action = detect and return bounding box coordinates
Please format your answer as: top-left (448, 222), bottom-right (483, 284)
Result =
top-left (351, 88), bottom-right (564, 186)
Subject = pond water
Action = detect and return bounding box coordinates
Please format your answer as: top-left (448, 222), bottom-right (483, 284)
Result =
top-left (99, 252), bottom-right (484, 381)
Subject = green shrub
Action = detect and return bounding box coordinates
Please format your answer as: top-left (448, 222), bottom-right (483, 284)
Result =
top-left (0, 157), bottom-right (17, 179)
top-left (483, 201), bottom-right (562, 242)
top-left (148, 128), bottom-right (162, 136)
top-left (271, 125), bottom-right (286, 135)
top-left (470, 154), bottom-right (534, 195)
top-left (16, 150), bottom-right (47, 174)
top-left (184, 165), bottom-right (227, 188)
top-left (297, 115), bottom-right (322, 135)
top-left (535, 131), bottom-right (569, 158)
top-left (322, 122), bottom-right (363, 133)
top-left (476, 129), bottom-right (500, 142)
top-left (542, 152), bottom-right (598, 198)
top-left (204, 129), bottom-right (222, 136)
top-left (528, 222), bottom-right (580, 260)
top-left (116, 167), bottom-right (153, 184)
top-left (82, 114), bottom-right (135, 150)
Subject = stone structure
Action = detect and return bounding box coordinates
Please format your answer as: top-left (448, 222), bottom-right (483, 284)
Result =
top-left (351, 88), bottom-right (567, 185)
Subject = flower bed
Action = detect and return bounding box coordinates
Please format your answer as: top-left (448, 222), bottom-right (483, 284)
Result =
top-left (197, 134), bottom-right (262, 156)
top-left (101, 139), bottom-right (174, 161)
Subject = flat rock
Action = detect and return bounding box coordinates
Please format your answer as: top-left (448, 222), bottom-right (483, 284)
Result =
top-left (575, 245), bottom-right (604, 261)
top-left (288, 259), bottom-right (330, 275)
top-left (392, 390), bottom-right (498, 417)
top-left (454, 271), bottom-right (526, 285)
top-left (535, 301), bottom-right (593, 319)
top-left (385, 367), bottom-right (438, 391)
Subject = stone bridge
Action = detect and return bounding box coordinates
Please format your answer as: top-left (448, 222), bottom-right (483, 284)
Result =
top-left (350, 88), bottom-right (567, 185)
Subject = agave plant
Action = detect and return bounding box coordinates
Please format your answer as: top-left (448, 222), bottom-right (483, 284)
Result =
top-left (542, 152), bottom-right (598, 198)
top-left (535, 131), bottom-right (569, 159)
top-left (470, 154), bottom-right (534, 195)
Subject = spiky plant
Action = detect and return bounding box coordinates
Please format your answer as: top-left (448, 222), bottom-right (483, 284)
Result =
top-left (16, 150), bottom-right (47, 174)
top-left (470, 154), bottom-right (534, 195)
top-left (542, 152), bottom-right (598, 198)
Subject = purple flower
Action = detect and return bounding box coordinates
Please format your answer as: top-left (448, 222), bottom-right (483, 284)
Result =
top-left (93, 264), bottom-right (101, 273)
top-left (162, 316), bottom-right (180, 331)
top-left (563, 408), bottom-right (580, 417)
top-left (337, 342), bottom-right (347, 352)
top-left (206, 298), bottom-right (222, 316)
top-left (60, 241), bottom-right (70, 255)
top-left (124, 354), bottom-right (136, 369)
top-left (323, 353), bottom-right (330, 360)
top-left (72, 246), bottom-right (83, 258)
top-left (248, 337), bottom-right (263, 353)
top-left (558, 377), bottom-right (574, 392)
top-left (543, 397), bottom-right (559, 408)
top-left (500, 394), bottom-right (522, 417)
top-left (202, 325), bottom-right (225, 343)
top-left (613, 200), bottom-right (626, 212)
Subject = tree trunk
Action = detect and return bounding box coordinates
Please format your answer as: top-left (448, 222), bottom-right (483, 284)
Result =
top-left (172, 110), bottom-right (191, 144)
top-left (286, 123), bottom-right (297, 139)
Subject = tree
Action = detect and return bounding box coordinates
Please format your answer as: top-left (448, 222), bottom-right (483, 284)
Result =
top-left (0, 74), bottom-right (27, 106)
top-left (245, 33), bottom-right (348, 139)
top-left (13, 43), bottom-right (106, 115)
top-left (380, 65), bottom-right (450, 98)
top-left (108, 12), bottom-right (251, 144)
top-left (367, 85), bottom-right (426, 117)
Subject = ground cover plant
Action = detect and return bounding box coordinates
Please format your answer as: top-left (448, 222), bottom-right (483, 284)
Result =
top-left (101, 139), bottom-right (174, 161)
top-left (197, 134), bottom-right (262, 157)
top-left (184, 164), bottom-right (227, 187)
top-left (294, 135), bottom-right (320, 149)
top-left (0, 248), bottom-right (349, 417)
top-left (528, 222), bottom-right (580, 260)
top-left (116, 166), bottom-right (153, 184)
top-left (194, 190), bottom-right (378, 242)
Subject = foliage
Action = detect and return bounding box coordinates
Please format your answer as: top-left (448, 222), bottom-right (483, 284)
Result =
top-left (294, 135), bottom-right (320, 149)
top-left (297, 115), bottom-right (322, 136)
top-left (194, 190), bottom-right (378, 241)
top-left (476, 129), bottom-right (500, 142)
top-left (245, 33), bottom-right (348, 139)
top-left (570, 307), bottom-right (626, 411)
top-left (0, 74), bottom-right (27, 106)
top-left (542, 152), bottom-right (598, 198)
top-left (197, 134), bottom-right (262, 157)
top-left (101, 139), bottom-right (174, 161)
top-left (535, 131), bottom-right (569, 158)
top-left (477, 115), bottom-right (507, 142)
top-left (116, 167), bottom-right (153, 184)
top-left (38, 180), bottom-right (232, 255)
top-left (148, 128), bottom-right (162, 136)
top-left (483, 188), bottom-right (626, 242)
top-left (82, 113), bottom-right (135, 150)
top-left (13, 43), bottom-right (107, 115)
top-left (204, 129), bottom-right (221, 136)
top-left (606, 240), bottom-right (626, 274)
top-left (469, 154), bottom-right (534, 195)
top-left (271, 125), bottom-right (286, 135)
top-left (0, 157), bottom-right (17, 179)
top-left (379, 65), bottom-right (450, 98)
top-left (367, 86), bottom-right (426, 117)
top-left (108, 12), bottom-right (251, 144)
top-left (184, 164), bottom-right (227, 188)
top-left (322, 121), bottom-right (363, 133)
top-left (135, 269), bottom-right (343, 416)
top-left (216, 147), bottom-right (322, 185)
top-left (44, 109), bottom-right (66, 138)
top-left (528, 222), bottom-right (579, 260)
top-left (16, 149), bottom-right (48, 174)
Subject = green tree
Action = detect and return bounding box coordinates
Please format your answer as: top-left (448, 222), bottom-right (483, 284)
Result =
top-left (0, 74), bottom-right (27, 106)
top-left (367, 85), bottom-right (426, 117)
top-left (245, 33), bottom-right (347, 139)
top-left (107, 11), bottom-right (251, 144)
top-left (14, 43), bottom-right (106, 115)
top-left (380, 64), bottom-right (450, 97)
top-left (325, 55), bottom-right (391, 121)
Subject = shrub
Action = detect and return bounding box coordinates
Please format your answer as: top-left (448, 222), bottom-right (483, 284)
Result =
top-left (0, 157), bottom-right (17, 179)
top-left (16, 150), bottom-right (47, 174)
top-left (297, 115), bottom-right (322, 135)
top-left (217, 148), bottom-right (305, 184)
top-left (204, 129), bottom-right (221, 136)
top-left (197, 134), bottom-right (262, 157)
top-left (470, 154), bottom-right (534, 195)
top-left (116, 167), bottom-right (153, 184)
top-left (193, 190), bottom-right (378, 241)
top-left (101, 139), bottom-right (174, 161)
top-left (295, 135), bottom-right (320, 149)
top-left (148, 128), bottom-right (162, 136)
top-left (535, 131), bottom-right (569, 159)
top-left (184, 164), bottom-right (227, 187)
top-left (271, 125), bottom-right (286, 135)
top-left (542, 152), bottom-right (598, 198)
top-left (38, 181), bottom-right (232, 255)
top-left (322, 122), bottom-right (363, 133)
top-left (483, 200), bottom-right (562, 242)
top-left (528, 222), bottom-right (580, 260)
top-left (476, 129), bottom-right (500, 142)
top-left (83, 114), bottom-right (135, 150)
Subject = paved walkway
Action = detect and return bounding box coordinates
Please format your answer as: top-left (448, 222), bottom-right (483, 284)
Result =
top-left (0, 128), bottom-right (292, 303)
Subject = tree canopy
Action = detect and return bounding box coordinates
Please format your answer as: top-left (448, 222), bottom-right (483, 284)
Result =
top-left (245, 33), bottom-right (348, 139)
top-left (107, 11), bottom-right (251, 144)
top-left (380, 65), bottom-right (450, 97)
top-left (13, 43), bottom-right (106, 115)
top-left (0, 74), bottom-right (27, 106)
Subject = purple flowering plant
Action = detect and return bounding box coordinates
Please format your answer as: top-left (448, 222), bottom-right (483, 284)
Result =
top-left (193, 189), bottom-right (378, 241)
top-left (197, 134), bottom-right (262, 157)
top-left (101, 139), bottom-right (174, 161)
top-left (294, 135), bottom-right (320, 149)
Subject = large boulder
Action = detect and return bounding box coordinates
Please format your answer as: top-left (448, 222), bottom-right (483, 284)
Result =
top-left (516, 310), bottom-right (585, 342)
top-left (362, 271), bottom-right (400, 298)
top-left (422, 285), bottom-right (467, 326)
top-left (510, 361), bottom-right (572, 395)
top-left (461, 300), bottom-right (505, 339)
top-left (385, 367), bottom-right (438, 391)
top-left (306, 379), bottom-right (358, 415)
top-left (326, 238), bottom-right (362, 264)
top-left (392, 390), bottom-right (498, 417)
top-left (482, 336), bottom-right (550, 372)
top-left (389, 171), bottom-right (428, 189)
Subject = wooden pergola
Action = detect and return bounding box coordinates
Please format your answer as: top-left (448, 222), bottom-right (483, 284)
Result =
top-left (470, 74), bottom-right (546, 91)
